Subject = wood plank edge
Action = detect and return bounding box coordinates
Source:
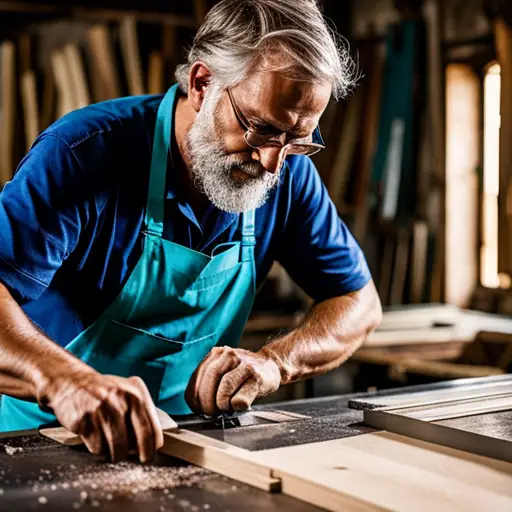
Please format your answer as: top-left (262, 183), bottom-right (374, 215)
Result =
top-left (162, 431), bottom-right (281, 492)
top-left (364, 409), bottom-right (512, 463)
top-left (378, 391), bottom-right (512, 414)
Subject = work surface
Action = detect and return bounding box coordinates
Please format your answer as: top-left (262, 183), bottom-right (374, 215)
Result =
top-left (0, 394), bottom-right (372, 512)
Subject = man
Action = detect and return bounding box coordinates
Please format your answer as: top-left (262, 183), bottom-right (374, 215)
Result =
top-left (0, 0), bottom-right (381, 463)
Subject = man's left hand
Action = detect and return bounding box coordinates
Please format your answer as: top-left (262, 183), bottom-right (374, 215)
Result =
top-left (185, 347), bottom-right (282, 416)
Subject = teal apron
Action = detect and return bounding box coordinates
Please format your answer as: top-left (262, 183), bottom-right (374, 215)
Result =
top-left (0, 84), bottom-right (256, 432)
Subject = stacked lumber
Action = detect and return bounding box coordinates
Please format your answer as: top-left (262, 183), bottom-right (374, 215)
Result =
top-left (365, 303), bottom-right (512, 347)
top-left (0, 17), bottom-right (173, 188)
top-left (355, 374), bottom-right (512, 463)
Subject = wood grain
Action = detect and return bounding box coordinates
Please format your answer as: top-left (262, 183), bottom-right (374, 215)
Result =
top-left (86, 25), bottom-right (121, 102)
top-left (21, 71), bottom-right (40, 151)
top-left (383, 394), bottom-right (512, 422)
top-left (0, 40), bottom-right (16, 186)
top-left (161, 429), bottom-right (280, 492)
top-left (252, 431), bottom-right (512, 511)
top-left (63, 44), bottom-right (91, 109)
top-left (120, 16), bottom-right (145, 96)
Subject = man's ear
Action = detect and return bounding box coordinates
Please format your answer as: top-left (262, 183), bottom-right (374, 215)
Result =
top-left (188, 62), bottom-right (212, 113)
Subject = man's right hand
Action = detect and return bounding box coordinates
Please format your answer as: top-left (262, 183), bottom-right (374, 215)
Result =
top-left (41, 370), bottom-right (164, 463)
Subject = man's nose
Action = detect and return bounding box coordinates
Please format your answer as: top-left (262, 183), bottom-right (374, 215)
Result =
top-left (252, 145), bottom-right (287, 175)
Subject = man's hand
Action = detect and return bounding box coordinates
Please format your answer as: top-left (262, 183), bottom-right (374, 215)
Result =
top-left (41, 369), bottom-right (164, 463)
top-left (185, 347), bottom-right (282, 416)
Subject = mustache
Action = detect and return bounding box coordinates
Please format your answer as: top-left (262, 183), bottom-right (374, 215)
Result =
top-left (228, 160), bottom-right (267, 178)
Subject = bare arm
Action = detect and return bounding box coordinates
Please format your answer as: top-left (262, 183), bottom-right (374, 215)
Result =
top-left (186, 280), bottom-right (382, 415)
top-left (0, 282), bottom-right (163, 462)
top-left (261, 279), bottom-right (382, 384)
top-left (0, 281), bottom-right (86, 401)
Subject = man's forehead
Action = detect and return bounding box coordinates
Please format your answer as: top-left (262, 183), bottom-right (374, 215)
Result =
top-left (233, 71), bottom-right (331, 133)
top-left (236, 71), bottom-right (331, 112)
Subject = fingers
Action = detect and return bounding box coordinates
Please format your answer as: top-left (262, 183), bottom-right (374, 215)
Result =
top-left (216, 365), bottom-right (253, 411)
top-left (129, 377), bottom-right (164, 451)
top-left (187, 348), bottom-right (238, 416)
top-left (129, 397), bottom-right (155, 463)
top-left (98, 399), bottom-right (128, 463)
top-left (230, 379), bottom-right (260, 411)
top-left (80, 413), bottom-right (106, 456)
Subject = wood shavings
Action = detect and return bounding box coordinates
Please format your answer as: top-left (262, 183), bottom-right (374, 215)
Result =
top-left (3, 445), bottom-right (24, 455)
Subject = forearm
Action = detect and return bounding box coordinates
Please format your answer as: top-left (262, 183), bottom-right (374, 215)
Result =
top-left (261, 280), bottom-right (382, 384)
top-left (0, 282), bottom-right (93, 403)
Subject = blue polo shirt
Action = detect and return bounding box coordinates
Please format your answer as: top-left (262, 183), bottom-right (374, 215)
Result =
top-left (0, 89), bottom-right (371, 348)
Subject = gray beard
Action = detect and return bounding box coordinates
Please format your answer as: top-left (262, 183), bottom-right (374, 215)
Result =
top-left (186, 86), bottom-right (280, 214)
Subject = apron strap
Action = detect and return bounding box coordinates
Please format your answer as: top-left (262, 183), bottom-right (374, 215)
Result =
top-left (145, 86), bottom-right (178, 237)
top-left (241, 210), bottom-right (256, 262)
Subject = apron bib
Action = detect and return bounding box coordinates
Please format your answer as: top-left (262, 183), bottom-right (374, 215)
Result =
top-left (0, 85), bottom-right (256, 431)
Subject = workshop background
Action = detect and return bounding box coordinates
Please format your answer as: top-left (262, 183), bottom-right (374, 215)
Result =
top-left (1, 0), bottom-right (512, 403)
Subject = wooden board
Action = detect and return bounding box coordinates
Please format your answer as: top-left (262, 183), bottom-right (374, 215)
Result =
top-left (0, 40), bottom-right (16, 186)
top-left (120, 16), bottom-right (145, 96)
top-left (379, 394), bottom-right (512, 421)
top-left (349, 374), bottom-right (512, 410)
top-left (86, 25), bottom-right (121, 102)
top-left (251, 431), bottom-right (512, 511)
top-left (364, 409), bottom-right (512, 464)
top-left (148, 51), bottom-right (164, 94)
top-left (423, 0), bottom-right (446, 302)
top-left (63, 44), bottom-right (91, 109)
top-left (161, 429), bottom-right (280, 492)
top-left (21, 71), bottom-right (39, 152)
top-left (495, 18), bottom-right (512, 275)
top-left (51, 50), bottom-right (75, 118)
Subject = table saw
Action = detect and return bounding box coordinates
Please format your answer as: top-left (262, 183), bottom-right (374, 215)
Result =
top-left (1, 375), bottom-right (511, 511)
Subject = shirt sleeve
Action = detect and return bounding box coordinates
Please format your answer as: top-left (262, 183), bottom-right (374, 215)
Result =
top-left (0, 134), bottom-right (89, 304)
top-left (276, 156), bottom-right (372, 302)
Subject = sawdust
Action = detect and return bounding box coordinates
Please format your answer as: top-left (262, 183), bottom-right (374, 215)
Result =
top-left (3, 445), bottom-right (24, 455)
top-left (23, 461), bottom-right (211, 502)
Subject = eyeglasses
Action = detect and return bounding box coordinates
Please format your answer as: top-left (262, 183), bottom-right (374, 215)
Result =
top-left (226, 88), bottom-right (325, 157)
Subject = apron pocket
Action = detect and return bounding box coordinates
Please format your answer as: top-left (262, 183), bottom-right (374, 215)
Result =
top-left (105, 319), bottom-right (216, 359)
top-left (79, 320), bottom-right (218, 405)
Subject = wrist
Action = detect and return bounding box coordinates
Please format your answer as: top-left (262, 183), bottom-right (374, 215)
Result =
top-left (33, 357), bottom-right (96, 411)
top-left (260, 346), bottom-right (294, 386)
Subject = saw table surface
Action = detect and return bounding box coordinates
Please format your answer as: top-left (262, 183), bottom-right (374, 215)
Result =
top-left (0, 394), bottom-right (372, 512)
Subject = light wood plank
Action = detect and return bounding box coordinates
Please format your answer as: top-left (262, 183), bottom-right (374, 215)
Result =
top-left (495, 18), bottom-right (512, 275)
top-left (40, 68), bottom-right (55, 131)
top-left (161, 429), bottom-right (280, 492)
top-left (351, 376), bottom-right (512, 411)
top-left (382, 393), bottom-right (512, 421)
top-left (327, 87), bottom-right (365, 209)
top-left (364, 409), bottom-right (512, 463)
top-left (21, 71), bottom-right (40, 151)
top-left (445, 64), bottom-right (480, 308)
top-left (253, 432), bottom-right (512, 511)
top-left (120, 16), bottom-right (145, 96)
top-left (63, 44), bottom-right (91, 108)
top-left (423, 0), bottom-right (446, 302)
top-left (51, 50), bottom-right (75, 118)
top-left (86, 25), bottom-right (121, 102)
top-left (148, 51), bottom-right (164, 94)
top-left (0, 40), bottom-right (16, 186)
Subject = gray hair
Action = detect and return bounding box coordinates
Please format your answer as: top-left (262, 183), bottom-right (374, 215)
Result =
top-left (175, 0), bottom-right (357, 101)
